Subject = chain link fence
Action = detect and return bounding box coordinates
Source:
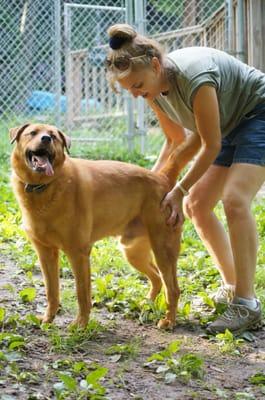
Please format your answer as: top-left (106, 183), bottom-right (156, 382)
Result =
top-left (143, 0), bottom-right (226, 153)
top-left (1, 1), bottom-right (247, 155)
top-left (0, 0), bottom-right (129, 153)
top-left (1, 0), bottom-right (60, 125)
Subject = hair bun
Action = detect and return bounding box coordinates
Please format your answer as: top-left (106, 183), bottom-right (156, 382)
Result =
top-left (107, 24), bottom-right (137, 50)
top-left (109, 36), bottom-right (127, 50)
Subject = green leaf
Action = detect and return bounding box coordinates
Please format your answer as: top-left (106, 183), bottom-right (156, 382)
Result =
top-left (25, 314), bottom-right (41, 326)
top-left (53, 382), bottom-right (65, 393)
top-left (86, 367), bottom-right (108, 386)
top-left (165, 372), bottom-right (177, 384)
top-left (58, 372), bottom-right (77, 391)
top-left (109, 354), bottom-right (122, 363)
top-left (19, 287), bottom-right (36, 302)
top-left (156, 365), bottom-right (170, 373)
top-left (0, 307), bottom-right (5, 322)
top-left (182, 301), bottom-right (191, 317)
top-left (72, 361), bottom-right (87, 373)
top-left (240, 331), bottom-right (256, 342)
top-left (167, 340), bottom-right (181, 355)
top-left (9, 341), bottom-right (25, 350)
top-left (249, 372), bottom-right (265, 385)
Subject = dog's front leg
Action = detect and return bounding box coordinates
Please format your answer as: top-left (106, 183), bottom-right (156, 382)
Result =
top-left (66, 249), bottom-right (92, 328)
top-left (31, 240), bottom-right (60, 323)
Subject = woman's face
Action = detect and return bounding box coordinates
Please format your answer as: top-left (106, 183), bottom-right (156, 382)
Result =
top-left (117, 57), bottom-right (166, 101)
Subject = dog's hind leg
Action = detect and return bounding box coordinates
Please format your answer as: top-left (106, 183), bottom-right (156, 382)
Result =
top-left (31, 240), bottom-right (60, 323)
top-left (120, 234), bottom-right (162, 301)
top-left (146, 220), bottom-right (181, 329)
top-left (65, 248), bottom-right (92, 328)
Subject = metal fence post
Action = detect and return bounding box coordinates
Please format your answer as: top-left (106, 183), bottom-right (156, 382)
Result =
top-left (134, 0), bottom-right (146, 153)
top-left (64, 3), bottom-right (73, 132)
top-left (125, 0), bottom-right (135, 151)
top-left (236, 0), bottom-right (245, 62)
top-left (54, 0), bottom-right (62, 127)
top-left (225, 0), bottom-right (234, 55)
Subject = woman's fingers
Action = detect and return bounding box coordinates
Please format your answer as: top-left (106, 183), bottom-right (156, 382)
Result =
top-left (160, 190), bottom-right (185, 228)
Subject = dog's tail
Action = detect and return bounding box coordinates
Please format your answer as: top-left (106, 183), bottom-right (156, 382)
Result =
top-left (157, 132), bottom-right (201, 189)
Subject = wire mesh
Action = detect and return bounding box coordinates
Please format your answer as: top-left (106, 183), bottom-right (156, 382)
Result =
top-left (1, 0), bottom-right (237, 155)
top-left (1, 0), bottom-right (60, 126)
top-left (0, 0), bottom-right (128, 151)
top-left (64, 2), bottom-right (127, 147)
top-left (143, 0), bottom-right (226, 153)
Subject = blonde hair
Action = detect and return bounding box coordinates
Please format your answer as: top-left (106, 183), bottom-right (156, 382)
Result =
top-left (106, 24), bottom-right (164, 91)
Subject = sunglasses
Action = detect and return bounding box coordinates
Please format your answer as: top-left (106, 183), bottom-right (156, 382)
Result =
top-left (105, 55), bottom-right (146, 71)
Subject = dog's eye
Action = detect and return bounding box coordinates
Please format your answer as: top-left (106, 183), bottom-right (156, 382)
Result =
top-left (50, 134), bottom-right (56, 140)
top-left (30, 131), bottom-right (37, 136)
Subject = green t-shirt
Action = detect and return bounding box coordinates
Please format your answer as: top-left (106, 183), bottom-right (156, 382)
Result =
top-left (154, 47), bottom-right (265, 137)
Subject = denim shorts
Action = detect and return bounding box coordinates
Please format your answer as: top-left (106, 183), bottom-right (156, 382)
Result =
top-left (214, 103), bottom-right (265, 167)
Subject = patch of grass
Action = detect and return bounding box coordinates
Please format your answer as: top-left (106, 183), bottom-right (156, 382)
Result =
top-left (213, 329), bottom-right (244, 355)
top-left (53, 363), bottom-right (108, 400)
top-left (145, 340), bottom-right (204, 384)
top-left (71, 143), bottom-right (153, 169)
top-left (105, 338), bottom-right (141, 361)
top-left (42, 320), bottom-right (105, 354)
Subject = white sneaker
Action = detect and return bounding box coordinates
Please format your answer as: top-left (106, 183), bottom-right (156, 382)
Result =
top-left (211, 284), bottom-right (235, 304)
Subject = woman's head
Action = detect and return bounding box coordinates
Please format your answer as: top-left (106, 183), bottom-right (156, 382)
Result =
top-left (106, 24), bottom-right (168, 100)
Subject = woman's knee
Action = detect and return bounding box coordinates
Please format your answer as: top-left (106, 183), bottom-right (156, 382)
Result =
top-left (222, 192), bottom-right (250, 221)
top-left (183, 193), bottom-right (212, 221)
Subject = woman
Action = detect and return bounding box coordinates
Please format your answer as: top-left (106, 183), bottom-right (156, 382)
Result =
top-left (105, 24), bottom-right (265, 334)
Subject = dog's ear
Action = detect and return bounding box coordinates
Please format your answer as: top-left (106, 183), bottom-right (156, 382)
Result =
top-left (57, 130), bottom-right (71, 154)
top-left (9, 124), bottom-right (30, 144)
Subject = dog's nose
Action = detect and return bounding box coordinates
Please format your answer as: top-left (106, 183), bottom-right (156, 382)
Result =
top-left (41, 135), bottom-right (52, 144)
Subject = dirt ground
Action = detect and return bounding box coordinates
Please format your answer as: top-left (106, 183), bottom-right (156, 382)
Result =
top-left (1, 251), bottom-right (265, 400)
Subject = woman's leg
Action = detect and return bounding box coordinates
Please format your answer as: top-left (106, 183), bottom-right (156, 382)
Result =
top-left (184, 164), bottom-right (236, 285)
top-left (205, 162), bottom-right (265, 333)
top-left (222, 163), bottom-right (265, 299)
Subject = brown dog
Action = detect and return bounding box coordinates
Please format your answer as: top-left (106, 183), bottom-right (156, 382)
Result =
top-left (10, 123), bottom-right (199, 329)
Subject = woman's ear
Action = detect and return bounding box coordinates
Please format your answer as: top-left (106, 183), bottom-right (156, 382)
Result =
top-left (151, 57), bottom-right (161, 74)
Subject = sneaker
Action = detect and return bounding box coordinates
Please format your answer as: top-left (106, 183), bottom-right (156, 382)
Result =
top-left (211, 284), bottom-right (235, 304)
top-left (206, 300), bottom-right (263, 335)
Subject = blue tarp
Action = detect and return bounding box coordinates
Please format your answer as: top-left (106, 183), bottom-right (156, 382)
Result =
top-left (27, 90), bottom-right (100, 113)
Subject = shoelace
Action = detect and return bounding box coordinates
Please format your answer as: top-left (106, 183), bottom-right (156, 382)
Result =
top-left (220, 304), bottom-right (250, 322)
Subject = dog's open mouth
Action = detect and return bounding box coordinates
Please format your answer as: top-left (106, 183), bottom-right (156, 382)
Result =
top-left (26, 149), bottom-right (54, 176)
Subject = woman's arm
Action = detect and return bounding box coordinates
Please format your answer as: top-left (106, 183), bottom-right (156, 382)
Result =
top-left (147, 100), bottom-right (200, 187)
top-left (158, 131), bottom-right (201, 187)
top-left (177, 85), bottom-right (221, 192)
top-left (162, 85), bottom-right (222, 225)
top-left (151, 138), bottom-right (174, 173)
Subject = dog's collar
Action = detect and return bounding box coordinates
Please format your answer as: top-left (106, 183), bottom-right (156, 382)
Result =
top-left (24, 183), bottom-right (49, 193)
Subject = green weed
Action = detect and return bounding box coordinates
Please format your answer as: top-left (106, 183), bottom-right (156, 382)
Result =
top-left (53, 363), bottom-right (108, 400)
top-left (42, 320), bottom-right (105, 353)
top-left (105, 338), bottom-right (141, 361)
top-left (145, 340), bottom-right (204, 384)
top-left (214, 329), bottom-right (244, 355)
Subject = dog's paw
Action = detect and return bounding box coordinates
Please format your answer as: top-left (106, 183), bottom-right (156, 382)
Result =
top-left (157, 318), bottom-right (175, 330)
top-left (70, 316), bottom-right (88, 329)
top-left (38, 313), bottom-right (55, 324)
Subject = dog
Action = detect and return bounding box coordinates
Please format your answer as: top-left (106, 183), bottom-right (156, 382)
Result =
top-left (10, 123), bottom-right (199, 329)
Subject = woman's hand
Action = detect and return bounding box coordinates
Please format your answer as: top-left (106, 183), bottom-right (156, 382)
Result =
top-left (161, 186), bottom-right (185, 227)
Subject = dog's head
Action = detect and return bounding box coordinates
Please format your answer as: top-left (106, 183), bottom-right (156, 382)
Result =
top-left (10, 123), bottom-right (71, 177)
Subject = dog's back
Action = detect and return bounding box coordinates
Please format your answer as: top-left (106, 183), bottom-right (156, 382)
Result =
top-left (11, 145), bottom-right (168, 250)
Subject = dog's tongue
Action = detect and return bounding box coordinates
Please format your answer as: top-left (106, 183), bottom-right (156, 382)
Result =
top-left (32, 155), bottom-right (54, 176)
